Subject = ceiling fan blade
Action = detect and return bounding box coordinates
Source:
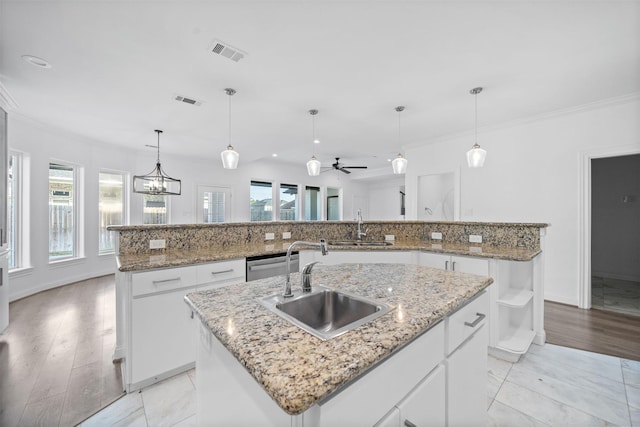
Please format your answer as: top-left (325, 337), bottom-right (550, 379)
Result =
top-left (338, 168), bottom-right (352, 174)
top-left (343, 166), bottom-right (368, 169)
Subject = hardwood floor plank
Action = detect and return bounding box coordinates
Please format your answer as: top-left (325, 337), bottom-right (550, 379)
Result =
top-left (545, 301), bottom-right (640, 361)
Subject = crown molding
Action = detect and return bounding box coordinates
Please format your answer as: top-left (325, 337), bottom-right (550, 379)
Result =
top-left (405, 91), bottom-right (640, 149)
top-left (0, 81), bottom-right (19, 111)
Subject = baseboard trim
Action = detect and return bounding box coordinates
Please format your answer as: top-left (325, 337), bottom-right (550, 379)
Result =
top-left (9, 268), bottom-right (116, 302)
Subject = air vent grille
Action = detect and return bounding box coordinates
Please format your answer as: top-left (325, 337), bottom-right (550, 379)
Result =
top-left (174, 94), bottom-right (202, 106)
top-left (209, 39), bottom-right (246, 62)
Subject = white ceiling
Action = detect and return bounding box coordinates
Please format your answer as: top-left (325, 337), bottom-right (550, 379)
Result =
top-left (1, 1), bottom-right (639, 173)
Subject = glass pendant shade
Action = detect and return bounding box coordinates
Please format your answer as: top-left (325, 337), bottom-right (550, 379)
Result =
top-left (307, 155), bottom-right (321, 176)
top-left (133, 130), bottom-right (181, 195)
top-left (220, 88), bottom-right (239, 170)
top-left (466, 143), bottom-right (486, 168)
top-left (392, 153), bottom-right (408, 174)
top-left (221, 145), bottom-right (239, 169)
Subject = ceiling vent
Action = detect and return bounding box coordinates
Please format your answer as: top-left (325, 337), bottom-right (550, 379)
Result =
top-left (173, 94), bottom-right (203, 106)
top-left (209, 39), bottom-right (246, 62)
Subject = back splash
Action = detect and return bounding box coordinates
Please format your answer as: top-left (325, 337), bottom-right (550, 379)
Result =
top-left (109, 221), bottom-right (548, 255)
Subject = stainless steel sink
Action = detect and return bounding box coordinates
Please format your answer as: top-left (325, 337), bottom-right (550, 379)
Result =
top-left (259, 286), bottom-right (392, 340)
top-left (329, 241), bottom-right (393, 247)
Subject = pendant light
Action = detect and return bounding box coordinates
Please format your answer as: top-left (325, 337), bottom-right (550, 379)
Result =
top-left (466, 87), bottom-right (487, 168)
top-left (392, 106), bottom-right (408, 174)
top-left (220, 88), bottom-right (239, 169)
top-left (133, 130), bottom-right (182, 195)
top-left (306, 109), bottom-right (321, 176)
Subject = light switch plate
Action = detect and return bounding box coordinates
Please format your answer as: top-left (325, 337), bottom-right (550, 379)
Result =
top-left (149, 239), bottom-right (166, 249)
top-left (265, 233), bottom-right (275, 240)
top-left (282, 232), bottom-right (291, 239)
top-left (469, 235), bottom-right (483, 243)
top-left (431, 232), bottom-right (443, 240)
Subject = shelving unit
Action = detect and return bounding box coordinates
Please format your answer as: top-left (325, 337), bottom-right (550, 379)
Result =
top-left (488, 254), bottom-right (544, 362)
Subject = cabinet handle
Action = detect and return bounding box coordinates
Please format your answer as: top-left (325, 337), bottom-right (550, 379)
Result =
top-left (445, 260), bottom-right (449, 270)
top-left (464, 312), bottom-right (486, 328)
top-left (404, 420), bottom-right (417, 427)
top-left (0, 267), bottom-right (3, 287)
top-left (152, 277), bottom-right (181, 285)
top-left (452, 261), bottom-right (456, 271)
top-left (210, 268), bottom-right (234, 275)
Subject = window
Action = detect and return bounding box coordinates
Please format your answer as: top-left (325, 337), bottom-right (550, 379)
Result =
top-left (99, 171), bottom-right (125, 254)
top-left (305, 186), bottom-right (321, 221)
top-left (279, 184), bottom-right (298, 221)
top-left (143, 194), bottom-right (168, 224)
top-left (7, 152), bottom-right (20, 268)
top-left (250, 181), bottom-right (273, 221)
top-left (49, 163), bottom-right (76, 261)
top-left (197, 185), bottom-right (231, 223)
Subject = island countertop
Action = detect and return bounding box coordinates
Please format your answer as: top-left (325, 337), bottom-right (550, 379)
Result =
top-left (116, 240), bottom-right (540, 271)
top-left (184, 263), bottom-right (493, 415)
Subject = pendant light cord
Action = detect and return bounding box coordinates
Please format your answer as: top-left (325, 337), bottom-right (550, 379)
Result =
top-left (395, 106), bottom-right (405, 153)
top-left (474, 91), bottom-right (478, 145)
top-left (228, 91), bottom-right (232, 147)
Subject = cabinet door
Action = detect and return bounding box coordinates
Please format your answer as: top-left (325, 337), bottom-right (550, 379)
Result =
top-left (131, 287), bottom-right (197, 385)
top-left (419, 252), bottom-right (451, 270)
top-left (451, 255), bottom-right (489, 275)
top-left (397, 365), bottom-right (445, 427)
top-left (447, 324), bottom-right (488, 427)
top-left (374, 407), bottom-right (400, 427)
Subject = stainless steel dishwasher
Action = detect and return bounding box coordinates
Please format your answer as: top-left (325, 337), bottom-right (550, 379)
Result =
top-left (246, 252), bottom-right (299, 281)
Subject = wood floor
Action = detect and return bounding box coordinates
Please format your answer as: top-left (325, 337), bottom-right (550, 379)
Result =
top-left (545, 300), bottom-right (640, 362)
top-left (0, 275), bottom-right (123, 427)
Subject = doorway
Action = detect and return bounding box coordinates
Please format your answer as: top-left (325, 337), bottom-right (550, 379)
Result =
top-left (417, 170), bottom-right (460, 221)
top-left (590, 154), bottom-right (640, 316)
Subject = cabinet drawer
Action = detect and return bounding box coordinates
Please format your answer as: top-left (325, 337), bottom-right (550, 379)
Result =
top-left (446, 291), bottom-right (489, 355)
top-left (196, 259), bottom-right (245, 285)
top-left (132, 266), bottom-right (197, 297)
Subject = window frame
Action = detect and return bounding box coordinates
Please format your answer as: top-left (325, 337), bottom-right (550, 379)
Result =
top-left (48, 160), bottom-right (84, 263)
top-left (250, 180), bottom-right (274, 222)
top-left (98, 169), bottom-right (128, 255)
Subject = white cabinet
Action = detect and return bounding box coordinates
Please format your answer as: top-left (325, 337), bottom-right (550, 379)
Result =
top-left (396, 365), bottom-right (446, 427)
top-left (125, 258), bottom-right (245, 391)
top-left (419, 252), bottom-right (489, 275)
top-left (446, 292), bottom-right (488, 427)
top-left (488, 258), bottom-right (542, 361)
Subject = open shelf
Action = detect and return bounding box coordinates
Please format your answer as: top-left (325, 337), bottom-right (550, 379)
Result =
top-left (496, 289), bottom-right (534, 308)
top-left (497, 328), bottom-right (536, 354)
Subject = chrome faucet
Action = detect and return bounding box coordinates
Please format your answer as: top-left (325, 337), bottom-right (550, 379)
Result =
top-left (301, 261), bottom-right (319, 293)
top-left (356, 209), bottom-right (367, 240)
top-left (284, 239), bottom-right (328, 297)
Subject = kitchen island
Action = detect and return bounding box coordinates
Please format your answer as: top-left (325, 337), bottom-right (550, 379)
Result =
top-left (185, 263), bottom-right (493, 426)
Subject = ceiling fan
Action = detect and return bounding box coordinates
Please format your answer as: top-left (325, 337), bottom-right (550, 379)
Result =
top-left (323, 157), bottom-right (368, 174)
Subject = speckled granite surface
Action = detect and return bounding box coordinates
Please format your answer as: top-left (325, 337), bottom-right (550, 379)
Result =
top-left (184, 263), bottom-right (493, 415)
top-left (109, 221), bottom-right (548, 255)
top-left (115, 240), bottom-right (541, 271)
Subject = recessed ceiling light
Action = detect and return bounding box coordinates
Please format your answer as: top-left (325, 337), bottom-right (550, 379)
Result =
top-left (313, 139), bottom-right (320, 144)
top-left (272, 153), bottom-right (278, 157)
top-left (22, 55), bottom-right (52, 69)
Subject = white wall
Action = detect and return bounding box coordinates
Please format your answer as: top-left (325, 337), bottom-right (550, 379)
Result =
top-left (405, 95), bottom-right (640, 306)
top-left (7, 114), bottom-right (368, 300)
top-left (365, 177), bottom-right (405, 220)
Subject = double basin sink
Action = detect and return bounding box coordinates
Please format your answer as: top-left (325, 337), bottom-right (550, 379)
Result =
top-left (260, 286), bottom-right (393, 340)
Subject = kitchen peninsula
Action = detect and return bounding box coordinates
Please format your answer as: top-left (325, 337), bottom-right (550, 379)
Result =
top-left (109, 220), bottom-right (547, 395)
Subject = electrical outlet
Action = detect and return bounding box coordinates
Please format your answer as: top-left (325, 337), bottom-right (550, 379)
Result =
top-left (431, 232), bottom-right (443, 240)
top-left (469, 235), bottom-right (483, 244)
top-left (149, 239), bottom-right (166, 249)
top-left (265, 233), bottom-right (275, 241)
top-left (385, 235), bottom-right (395, 241)
top-left (282, 232), bottom-right (291, 239)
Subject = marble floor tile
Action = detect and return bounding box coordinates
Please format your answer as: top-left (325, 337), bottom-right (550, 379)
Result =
top-left (141, 373), bottom-right (196, 427)
top-left (80, 392), bottom-right (146, 427)
top-left (495, 380), bottom-right (610, 426)
top-left (627, 384), bottom-right (640, 409)
top-left (506, 359), bottom-right (631, 425)
top-left (631, 406), bottom-right (640, 427)
top-left (624, 366), bottom-right (640, 387)
top-left (487, 372), bottom-right (503, 405)
top-left (624, 358), bottom-right (640, 372)
top-left (172, 414), bottom-right (197, 427)
top-left (488, 400), bottom-right (550, 427)
top-left (488, 354), bottom-right (513, 380)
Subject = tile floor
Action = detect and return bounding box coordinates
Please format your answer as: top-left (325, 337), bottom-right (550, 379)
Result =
top-left (82, 343), bottom-right (640, 426)
top-left (592, 276), bottom-right (640, 316)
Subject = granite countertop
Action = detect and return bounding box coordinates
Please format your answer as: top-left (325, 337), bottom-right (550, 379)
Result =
top-left (116, 240), bottom-right (541, 272)
top-left (184, 263), bottom-right (493, 415)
